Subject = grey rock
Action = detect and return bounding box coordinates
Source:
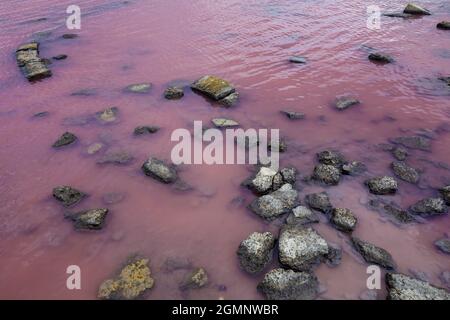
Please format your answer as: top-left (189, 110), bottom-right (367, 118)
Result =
top-left (249, 184), bottom-right (299, 220)
top-left (439, 271), bottom-right (450, 288)
top-left (305, 192), bottom-right (332, 214)
top-left (383, 12), bottom-right (414, 18)
top-left (278, 225), bottom-right (329, 271)
top-left (281, 110), bottom-right (305, 120)
top-left (342, 161), bottom-right (367, 176)
top-left (368, 52), bottom-right (394, 64)
top-left (281, 167), bottom-right (297, 184)
top-left (237, 232), bottom-right (276, 274)
top-left (52, 132), bottom-right (77, 148)
top-left (386, 273), bottom-right (450, 300)
top-left (16, 42), bottom-right (52, 81)
top-left (142, 157), bottom-right (178, 184)
top-left (164, 86), bottom-right (184, 99)
top-left (313, 164), bottom-right (341, 185)
top-left (316, 150), bottom-right (346, 168)
top-left (439, 186), bottom-right (450, 205)
top-left (392, 147), bottom-right (408, 161)
top-left (125, 83), bottom-right (151, 93)
top-left (211, 118), bottom-right (239, 128)
top-left (391, 161), bottom-right (420, 184)
top-left (191, 75), bottom-right (236, 100)
top-left (96, 107), bottom-right (119, 123)
top-left (390, 135), bottom-right (431, 151)
top-left (382, 203), bottom-right (415, 223)
top-left (403, 3), bottom-right (431, 15)
top-left (286, 206), bottom-right (319, 225)
top-left (219, 92), bottom-right (239, 107)
top-left (62, 33), bottom-right (79, 39)
top-left (366, 176), bottom-right (398, 195)
top-left (257, 268), bottom-right (319, 300)
top-left (437, 21), bottom-right (450, 30)
top-left (331, 208), bottom-right (357, 232)
top-left (351, 237), bottom-right (395, 270)
top-left (52, 186), bottom-right (86, 207)
top-left (71, 88), bottom-right (97, 96)
top-left (409, 198), bottom-right (448, 217)
top-left (289, 56), bottom-right (307, 64)
top-left (65, 208), bottom-right (108, 230)
top-left (434, 238), bottom-right (450, 254)
top-left (52, 54), bottom-right (67, 60)
top-left (324, 244), bottom-right (342, 267)
top-left (97, 150), bottom-right (133, 165)
top-left (247, 166), bottom-right (278, 195)
top-left (335, 97), bottom-right (360, 111)
top-left (134, 126), bottom-right (160, 135)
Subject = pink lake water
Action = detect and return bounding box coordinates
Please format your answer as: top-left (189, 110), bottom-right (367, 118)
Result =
top-left (0, 0), bottom-right (449, 299)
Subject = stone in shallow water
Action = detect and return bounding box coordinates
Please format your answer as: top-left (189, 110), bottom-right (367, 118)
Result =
top-left (219, 92), bottom-right (239, 107)
top-left (134, 126), bottom-right (160, 135)
top-left (342, 161), bottom-right (367, 176)
top-left (386, 273), bottom-right (450, 300)
top-left (305, 192), bottom-right (332, 214)
top-left (191, 75), bottom-right (236, 100)
top-left (391, 161), bottom-right (420, 184)
top-left (403, 3), bottom-right (431, 15)
top-left (249, 184), bottom-right (299, 220)
top-left (368, 52), bottom-right (394, 64)
top-left (52, 54), bottom-right (67, 60)
top-left (237, 232), bottom-right (276, 274)
top-left (392, 147), bottom-right (408, 160)
top-left (179, 267), bottom-right (208, 290)
top-left (409, 198), bottom-right (448, 217)
top-left (52, 132), bottom-right (77, 148)
top-left (383, 12), bottom-right (414, 18)
top-left (96, 107), bottom-right (119, 123)
top-left (142, 157), bottom-right (178, 184)
top-left (286, 206), bottom-right (319, 225)
top-left (102, 192), bottom-right (125, 205)
top-left (439, 186), bottom-right (450, 205)
top-left (351, 237), bottom-right (395, 270)
top-left (16, 42), bottom-right (52, 81)
top-left (390, 135), bottom-right (431, 151)
top-left (316, 150), bottom-right (346, 168)
top-left (97, 150), bottom-right (133, 165)
top-left (313, 164), bottom-right (341, 185)
top-left (211, 118), bottom-right (239, 128)
top-left (335, 96), bottom-right (360, 111)
top-left (65, 208), bottom-right (108, 230)
top-left (281, 110), bottom-right (305, 120)
top-left (257, 268), bottom-right (319, 300)
top-left (382, 203), bottom-right (415, 224)
top-left (164, 86), bottom-right (184, 99)
top-left (289, 56), bottom-right (307, 64)
top-left (98, 257), bottom-right (154, 300)
top-left (366, 176), bottom-right (398, 195)
top-left (62, 33), bottom-right (79, 39)
top-left (125, 83), bottom-right (152, 93)
top-left (52, 186), bottom-right (86, 207)
top-left (437, 21), bottom-right (450, 30)
top-left (331, 208), bottom-right (357, 232)
top-left (434, 238), bottom-right (450, 254)
top-left (246, 166), bottom-right (278, 195)
top-left (86, 142), bottom-right (103, 155)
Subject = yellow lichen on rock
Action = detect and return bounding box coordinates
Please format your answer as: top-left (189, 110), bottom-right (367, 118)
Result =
top-left (191, 75), bottom-right (235, 100)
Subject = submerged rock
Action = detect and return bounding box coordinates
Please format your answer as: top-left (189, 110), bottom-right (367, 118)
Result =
top-left (317, 150), bottom-right (346, 168)
top-left (52, 54), bottom-right (67, 60)
top-left (162, 256), bottom-right (193, 273)
top-left (324, 244), bottom-right (342, 267)
top-left (386, 273), bottom-right (449, 300)
top-left (237, 232), bottom-right (276, 274)
top-left (403, 3), bottom-right (431, 15)
top-left (382, 203), bottom-right (416, 224)
top-left (278, 225), bottom-right (329, 271)
top-left (280, 167), bottom-right (297, 184)
top-left (391, 161), bottom-right (420, 184)
top-left (335, 96), bottom-right (360, 111)
top-left (351, 237), bottom-right (395, 270)
top-left (249, 184), bottom-right (299, 220)
top-left (383, 12), bottom-right (414, 18)
top-left (289, 56), bottom-right (307, 64)
top-left (368, 52), bottom-right (394, 64)
top-left (439, 186), bottom-right (450, 205)
top-left (366, 176), bottom-right (398, 195)
top-left (86, 142), bottom-right (103, 155)
top-left (98, 257), bottom-right (154, 300)
top-left (286, 206), bottom-right (319, 225)
top-left (342, 161), bottom-right (367, 176)
top-left (392, 147), bottom-right (408, 161)
top-left (52, 132), bottom-right (77, 148)
top-left (125, 83), bottom-right (151, 93)
top-left (96, 107), bottom-right (118, 123)
top-left (211, 118), bottom-right (239, 128)
top-left (437, 21), bottom-right (450, 30)
top-left (219, 92), bottom-right (239, 107)
top-left (15, 42), bottom-right (52, 81)
top-left (179, 267), bottom-right (208, 290)
top-left (305, 192), bottom-right (332, 214)
top-left (65, 208), bottom-right (108, 230)
top-left (281, 110), bottom-right (305, 120)
top-left (142, 157), bottom-right (178, 184)
top-left (52, 186), bottom-right (86, 207)
top-left (164, 86), bottom-right (184, 99)
top-left (97, 150), bottom-right (133, 165)
top-left (409, 198), bottom-right (448, 217)
top-left (434, 238), bottom-right (450, 254)
top-left (191, 75), bottom-right (236, 101)
top-left (331, 208), bottom-right (357, 232)
top-left (62, 33), bottom-right (79, 39)
top-left (440, 271), bottom-right (450, 289)
top-left (313, 164), bottom-right (341, 185)
top-left (390, 135), bottom-right (431, 151)
top-left (257, 268), bottom-right (319, 300)
top-left (134, 126), bottom-right (160, 135)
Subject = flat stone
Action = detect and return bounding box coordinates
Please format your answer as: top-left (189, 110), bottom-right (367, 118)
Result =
top-left (305, 192), bottom-right (332, 214)
top-left (331, 208), bottom-right (357, 232)
top-left (351, 237), bottom-right (395, 270)
top-left (52, 132), bottom-right (77, 148)
top-left (286, 206), bottom-right (319, 225)
top-left (335, 97), bottom-right (360, 111)
top-left (313, 164), bottom-right (341, 185)
top-left (96, 107), bottom-right (118, 123)
top-left (390, 135), bottom-right (431, 151)
top-left (434, 238), bottom-right (450, 254)
top-left (366, 176), bottom-right (398, 195)
top-left (179, 267), bottom-right (208, 290)
top-left (257, 268), bottom-right (319, 300)
top-left (289, 56), bottom-right (307, 64)
top-left (16, 42), bottom-right (52, 81)
top-left (368, 52), bottom-right (394, 64)
top-left (86, 142), bottom-right (103, 155)
top-left (134, 126), bottom-right (160, 135)
top-left (191, 75), bottom-right (236, 100)
top-left (437, 21), bottom-right (450, 30)
top-left (237, 232), bottom-right (276, 274)
top-left (65, 208), bottom-right (108, 230)
top-left (142, 157), bottom-right (178, 184)
top-left (403, 3), bottom-right (431, 15)
top-left (281, 110), bottom-right (305, 120)
top-left (211, 118), bottom-right (239, 128)
top-left (52, 186), bottom-right (86, 207)
top-left (278, 225), bottom-right (329, 271)
top-left (219, 92), bottom-right (239, 107)
top-left (71, 88), bottom-right (97, 96)
top-left (249, 184), bottom-right (299, 220)
top-left (386, 273), bottom-right (450, 300)
top-left (125, 83), bottom-right (151, 93)
top-left (391, 161), bottom-right (420, 184)
top-left (409, 198), bottom-right (448, 217)
top-left (164, 86), bottom-right (184, 99)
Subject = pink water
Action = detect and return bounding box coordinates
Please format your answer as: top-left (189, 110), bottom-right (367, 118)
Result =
top-left (0, 0), bottom-right (449, 299)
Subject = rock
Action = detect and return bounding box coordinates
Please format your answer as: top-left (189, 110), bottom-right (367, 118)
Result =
top-left (52, 54), bottom-right (67, 60)
top-left (191, 75), bottom-right (236, 101)
top-left (142, 157), bottom-right (178, 184)
top-left (331, 208), bottom-right (357, 232)
top-left (382, 203), bottom-right (415, 223)
top-left (409, 198), bottom-right (448, 217)
top-left (439, 271), bottom-right (450, 288)
top-left (366, 176), bottom-right (398, 195)
top-left (281, 110), bottom-right (305, 120)
top-left (335, 97), bottom-right (360, 111)
top-left (237, 232), bottom-right (276, 274)
top-left (16, 42), bottom-right (52, 81)
top-left (439, 186), bottom-right (450, 205)
top-left (289, 56), bottom-right (307, 64)
top-left (65, 208), bottom-right (108, 230)
top-left (164, 86), bottom-right (184, 99)
top-left (278, 225), bottom-right (328, 271)
top-left (32, 111), bottom-right (49, 118)
top-left (257, 268), bottom-right (319, 300)
top-left (97, 150), bottom-right (133, 165)
top-left (249, 184), bottom-right (299, 220)
top-left (324, 244), bottom-right (342, 267)
top-left (305, 192), bottom-right (332, 214)
top-left (342, 161), bottom-right (367, 176)
top-left (219, 92), bottom-right (239, 107)
top-left (392, 147), bottom-right (408, 161)
top-left (102, 192), bottom-right (125, 205)
top-left (313, 164), bottom-right (341, 185)
top-left (368, 52), bottom-right (394, 64)
top-left (390, 135), bottom-right (431, 151)
top-left (439, 76), bottom-right (450, 86)
top-left (359, 290), bottom-right (378, 300)
top-left (96, 107), bottom-right (118, 123)
top-left (162, 257), bottom-right (193, 273)
top-left (403, 3), bottom-right (431, 15)
top-left (434, 238), bottom-right (450, 254)
top-left (71, 88), bottom-right (97, 96)
top-left (211, 118), bottom-right (239, 128)
top-left (280, 167), bottom-right (297, 184)
top-left (316, 150), bottom-right (346, 168)
top-left (87, 142), bottom-right (103, 155)
top-left (247, 166), bottom-right (278, 195)
top-left (437, 21), bottom-right (450, 30)
top-left (52, 186), bottom-right (86, 207)
top-left (134, 126), bottom-right (160, 135)
top-left (391, 161), bottom-right (420, 184)
top-left (383, 12), bottom-right (414, 18)
top-left (98, 257), bottom-right (154, 300)
top-left (125, 83), bottom-right (151, 94)
top-left (179, 267), bottom-right (208, 290)
top-left (52, 132), bottom-right (77, 148)
top-left (386, 273), bottom-right (449, 300)
top-left (62, 33), bottom-right (79, 39)
top-left (286, 206), bottom-right (319, 225)
top-left (351, 237), bottom-right (395, 270)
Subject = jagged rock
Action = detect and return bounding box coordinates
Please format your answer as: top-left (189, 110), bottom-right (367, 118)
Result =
top-left (368, 52), bottom-right (394, 64)
top-left (52, 186), bottom-right (86, 207)
top-left (403, 3), bottom-right (431, 15)
top-left (219, 92), bottom-right (239, 107)
top-left (439, 186), bottom-right (450, 205)
top-left (52, 54), bottom-right (67, 60)
top-left (286, 206), bottom-right (319, 225)
top-left (366, 176), bottom-right (398, 195)
top-left (179, 268), bottom-right (208, 290)
top-left (316, 150), bottom-right (346, 168)
top-left (351, 237), bottom-right (395, 270)
top-left (65, 208), bottom-right (108, 230)
top-left (342, 161), bottom-right (367, 176)
top-left (409, 198), bottom-right (448, 217)
top-left (313, 164), bottom-right (341, 185)
top-left (211, 118), bottom-right (239, 128)
top-left (324, 244), bottom-right (342, 267)
top-left (142, 157), bottom-right (178, 183)
top-left (125, 83), bottom-right (151, 93)
top-left (391, 161), bottom-right (420, 184)
top-left (390, 135), bottom-right (431, 151)
top-left (289, 56), bottom-right (307, 64)
top-left (98, 257), bottom-right (154, 300)
top-left (437, 21), bottom-right (450, 30)
top-left (280, 167), bottom-right (297, 184)
top-left (305, 192), bottom-right (332, 214)
top-left (439, 76), bottom-right (450, 86)
top-left (16, 42), bottom-right (52, 81)
top-left (331, 208), bottom-right (357, 232)
top-left (278, 225), bottom-right (329, 271)
top-left (134, 126), bottom-right (160, 135)
top-left (191, 75), bottom-right (236, 100)
top-left (247, 167), bottom-right (278, 194)
top-left (249, 184), bottom-right (299, 220)
top-left (281, 110), bottom-right (305, 120)
top-left (97, 150), bottom-right (133, 165)
top-left (96, 107), bottom-right (118, 123)
top-left (237, 232), bottom-right (276, 274)
top-left (52, 132), bottom-right (77, 148)
top-left (392, 147), bottom-right (408, 161)
top-left (434, 238), bottom-right (450, 254)
top-left (335, 97), bottom-right (360, 111)
top-left (386, 273), bottom-right (450, 300)
top-left (257, 268), bottom-right (319, 300)
top-left (164, 86), bottom-right (184, 99)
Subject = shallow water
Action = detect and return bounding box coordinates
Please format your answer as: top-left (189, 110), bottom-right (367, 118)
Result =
top-left (0, 0), bottom-right (449, 299)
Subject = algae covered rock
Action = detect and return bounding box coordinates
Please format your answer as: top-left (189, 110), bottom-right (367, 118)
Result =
top-left (391, 161), bottom-right (420, 184)
top-left (409, 198), bottom-right (448, 217)
top-left (191, 75), bottom-right (236, 101)
top-left (164, 86), bottom-right (184, 99)
top-left (313, 164), bottom-right (341, 185)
